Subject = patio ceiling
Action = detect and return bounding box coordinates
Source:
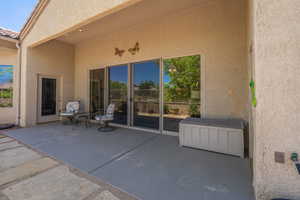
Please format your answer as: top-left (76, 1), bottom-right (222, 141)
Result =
top-left (57, 0), bottom-right (210, 44)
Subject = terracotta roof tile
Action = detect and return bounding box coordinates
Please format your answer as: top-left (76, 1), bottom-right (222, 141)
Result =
top-left (0, 27), bottom-right (19, 40)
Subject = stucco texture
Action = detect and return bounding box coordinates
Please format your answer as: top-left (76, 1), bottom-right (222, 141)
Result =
top-left (0, 47), bottom-right (18, 124)
top-left (253, 0), bottom-right (300, 199)
top-left (19, 0), bottom-right (141, 126)
top-left (21, 40), bottom-right (74, 126)
top-left (74, 0), bottom-right (249, 121)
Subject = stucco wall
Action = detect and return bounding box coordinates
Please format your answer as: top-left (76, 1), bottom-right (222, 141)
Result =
top-left (0, 47), bottom-right (18, 124)
top-left (253, 0), bottom-right (300, 199)
top-left (20, 40), bottom-right (74, 126)
top-left (246, 0), bottom-right (255, 163)
top-left (75, 0), bottom-right (249, 121)
top-left (19, 0), bottom-right (141, 126)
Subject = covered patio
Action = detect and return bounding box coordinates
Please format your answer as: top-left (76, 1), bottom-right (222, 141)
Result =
top-left (24, 0), bottom-right (250, 134)
top-left (15, 0), bottom-right (255, 199)
top-left (5, 123), bottom-right (254, 200)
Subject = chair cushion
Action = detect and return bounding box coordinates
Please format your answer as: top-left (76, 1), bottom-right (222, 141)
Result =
top-left (106, 104), bottom-right (115, 115)
top-left (60, 112), bottom-right (75, 117)
top-left (66, 101), bottom-right (80, 113)
top-left (95, 115), bottom-right (113, 121)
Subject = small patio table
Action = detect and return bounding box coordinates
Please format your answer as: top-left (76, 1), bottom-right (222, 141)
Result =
top-left (75, 112), bottom-right (91, 128)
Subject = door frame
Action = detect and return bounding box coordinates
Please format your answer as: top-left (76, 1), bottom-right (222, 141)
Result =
top-left (37, 74), bottom-right (61, 123)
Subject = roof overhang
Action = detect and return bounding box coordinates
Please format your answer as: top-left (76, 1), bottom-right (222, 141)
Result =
top-left (19, 0), bottom-right (49, 41)
top-left (0, 37), bottom-right (18, 49)
top-left (0, 35), bottom-right (18, 43)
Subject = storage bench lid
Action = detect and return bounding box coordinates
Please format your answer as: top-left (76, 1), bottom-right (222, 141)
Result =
top-left (180, 118), bottom-right (245, 130)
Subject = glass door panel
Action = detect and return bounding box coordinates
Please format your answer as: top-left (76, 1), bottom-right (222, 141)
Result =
top-left (37, 75), bottom-right (60, 123)
top-left (163, 55), bottom-right (201, 132)
top-left (41, 78), bottom-right (57, 116)
top-left (90, 69), bottom-right (105, 119)
top-left (132, 60), bottom-right (160, 130)
top-left (108, 65), bottom-right (128, 125)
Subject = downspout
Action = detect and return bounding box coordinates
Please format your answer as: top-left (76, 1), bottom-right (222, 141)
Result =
top-left (16, 42), bottom-right (22, 126)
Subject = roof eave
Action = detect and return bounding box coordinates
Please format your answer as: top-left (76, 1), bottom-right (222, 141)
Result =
top-left (19, 0), bottom-right (49, 41)
top-left (0, 35), bottom-right (18, 43)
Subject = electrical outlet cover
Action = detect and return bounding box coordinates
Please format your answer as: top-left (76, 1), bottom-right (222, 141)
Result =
top-left (296, 163), bottom-right (300, 175)
top-left (275, 152), bottom-right (285, 164)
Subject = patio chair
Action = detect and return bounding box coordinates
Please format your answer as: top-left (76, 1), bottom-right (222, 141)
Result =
top-left (95, 103), bottom-right (115, 132)
top-left (59, 100), bottom-right (80, 124)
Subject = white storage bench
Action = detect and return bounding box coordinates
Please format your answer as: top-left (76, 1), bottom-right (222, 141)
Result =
top-left (179, 118), bottom-right (245, 158)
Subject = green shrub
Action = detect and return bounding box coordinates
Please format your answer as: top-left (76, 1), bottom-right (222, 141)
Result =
top-left (0, 89), bottom-right (13, 99)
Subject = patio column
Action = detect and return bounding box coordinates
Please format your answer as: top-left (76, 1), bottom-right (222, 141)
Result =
top-left (252, 0), bottom-right (300, 199)
top-left (19, 39), bottom-right (75, 127)
top-left (19, 45), bottom-right (34, 127)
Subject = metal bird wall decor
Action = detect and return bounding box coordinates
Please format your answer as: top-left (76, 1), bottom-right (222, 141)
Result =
top-left (115, 48), bottom-right (125, 57)
top-left (128, 42), bottom-right (140, 55)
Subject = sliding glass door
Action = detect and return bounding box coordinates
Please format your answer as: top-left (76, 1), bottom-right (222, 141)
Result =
top-left (108, 65), bottom-right (128, 125)
top-left (163, 55), bottom-right (201, 132)
top-left (89, 55), bottom-right (200, 133)
top-left (90, 69), bottom-right (105, 118)
top-left (131, 60), bottom-right (160, 130)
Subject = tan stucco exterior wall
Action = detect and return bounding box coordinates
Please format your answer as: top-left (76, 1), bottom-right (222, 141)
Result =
top-left (253, 0), bottom-right (300, 199)
top-left (20, 40), bottom-right (74, 126)
top-left (246, 0), bottom-right (255, 163)
top-left (0, 47), bottom-right (18, 124)
top-left (74, 0), bottom-right (249, 121)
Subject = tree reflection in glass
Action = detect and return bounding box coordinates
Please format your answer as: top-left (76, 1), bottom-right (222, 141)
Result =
top-left (163, 55), bottom-right (201, 132)
top-left (109, 65), bottom-right (128, 125)
top-left (132, 60), bottom-right (160, 130)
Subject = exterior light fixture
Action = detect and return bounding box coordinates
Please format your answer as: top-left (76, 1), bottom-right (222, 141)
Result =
top-left (168, 64), bottom-right (177, 73)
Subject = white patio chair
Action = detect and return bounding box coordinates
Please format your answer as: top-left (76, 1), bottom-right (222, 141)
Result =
top-left (95, 103), bottom-right (115, 132)
top-left (59, 101), bottom-right (80, 124)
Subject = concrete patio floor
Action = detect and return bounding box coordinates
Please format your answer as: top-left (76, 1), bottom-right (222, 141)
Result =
top-left (3, 123), bottom-right (254, 200)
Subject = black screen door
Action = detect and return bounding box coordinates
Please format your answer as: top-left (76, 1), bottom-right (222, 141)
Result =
top-left (90, 69), bottom-right (105, 118)
top-left (41, 78), bottom-right (57, 116)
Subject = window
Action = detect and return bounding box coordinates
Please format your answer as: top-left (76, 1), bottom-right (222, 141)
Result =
top-left (0, 65), bottom-right (13, 107)
top-left (108, 65), bottom-right (128, 125)
top-left (163, 55), bottom-right (201, 132)
top-left (90, 69), bottom-right (105, 118)
top-left (88, 55), bottom-right (201, 133)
